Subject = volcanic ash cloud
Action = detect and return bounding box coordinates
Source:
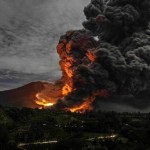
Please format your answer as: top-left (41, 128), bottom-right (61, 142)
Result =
top-left (36, 0), bottom-right (150, 112)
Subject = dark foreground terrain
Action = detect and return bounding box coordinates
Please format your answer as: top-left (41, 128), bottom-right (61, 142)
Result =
top-left (0, 106), bottom-right (150, 150)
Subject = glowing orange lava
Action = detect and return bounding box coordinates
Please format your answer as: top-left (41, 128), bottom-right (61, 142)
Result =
top-left (35, 93), bottom-right (55, 109)
top-left (69, 101), bottom-right (92, 113)
top-left (67, 95), bottom-right (94, 113)
top-left (68, 90), bottom-right (109, 113)
top-left (60, 55), bottom-right (75, 78)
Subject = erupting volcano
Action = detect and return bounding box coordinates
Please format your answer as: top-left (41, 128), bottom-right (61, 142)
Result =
top-left (1, 0), bottom-right (150, 112)
top-left (35, 0), bottom-right (150, 112)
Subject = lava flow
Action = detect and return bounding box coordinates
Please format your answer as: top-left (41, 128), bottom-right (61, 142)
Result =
top-left (35, 93), bottom-right (55, 109)
top-left (68, 90), bottom-right (110, 113)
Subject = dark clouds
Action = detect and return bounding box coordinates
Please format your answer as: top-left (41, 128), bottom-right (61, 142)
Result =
top-left (0, 0), bottom-right (88, 90)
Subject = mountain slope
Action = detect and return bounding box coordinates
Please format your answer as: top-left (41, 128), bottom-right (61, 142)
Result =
top-left (0, 81), bottom-right (52, 108)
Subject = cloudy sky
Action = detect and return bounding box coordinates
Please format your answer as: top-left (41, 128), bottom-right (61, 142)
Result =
top-left (0, 0), bottom-right (89, 90)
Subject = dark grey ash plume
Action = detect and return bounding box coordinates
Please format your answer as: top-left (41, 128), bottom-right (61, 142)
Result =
top-left (83, 0), bottom-right (150, 43)
top-left (56, 0), bottom-right (150, 110)
top-left (82, 0), bottom-right (150, 94)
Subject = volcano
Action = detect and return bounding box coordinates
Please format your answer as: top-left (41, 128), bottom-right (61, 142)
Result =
top-left (0, 81), bottom-right (62, 108)
top-left (1, 0), bottom-right (150, 112)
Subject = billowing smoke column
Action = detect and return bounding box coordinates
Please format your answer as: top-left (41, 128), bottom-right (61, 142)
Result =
top-left (36, 0), bottom-right (150, 112)
top-left (56, 30), bottom-right (110, 111)
top-left (82, 0), bottom-right (150, 94)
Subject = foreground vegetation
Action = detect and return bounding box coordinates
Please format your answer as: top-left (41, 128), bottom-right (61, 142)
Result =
top-left (0, 105), bottom-right (150, 150)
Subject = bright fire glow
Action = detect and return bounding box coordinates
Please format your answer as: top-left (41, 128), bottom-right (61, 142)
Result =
top-left (35, 93), bottom-right (54, 109)
top-left (68, 94), bottom-right (94, 113)
top-left (62, 84), bottom-right (72, 96)
top-left (86, 49), bottom-right (96, 62)
top-left (68, 90), bottom-right (109, 113)
top-left (69, 101), bottom-right (92, 113)
top-left (60, 56), bottom-right (75, 78)
top-left (66, 41), bottom-right (73, 53)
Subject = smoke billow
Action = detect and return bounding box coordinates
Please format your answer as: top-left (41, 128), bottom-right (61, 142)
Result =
top-left (52, 0), bottom-right (150, 111)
